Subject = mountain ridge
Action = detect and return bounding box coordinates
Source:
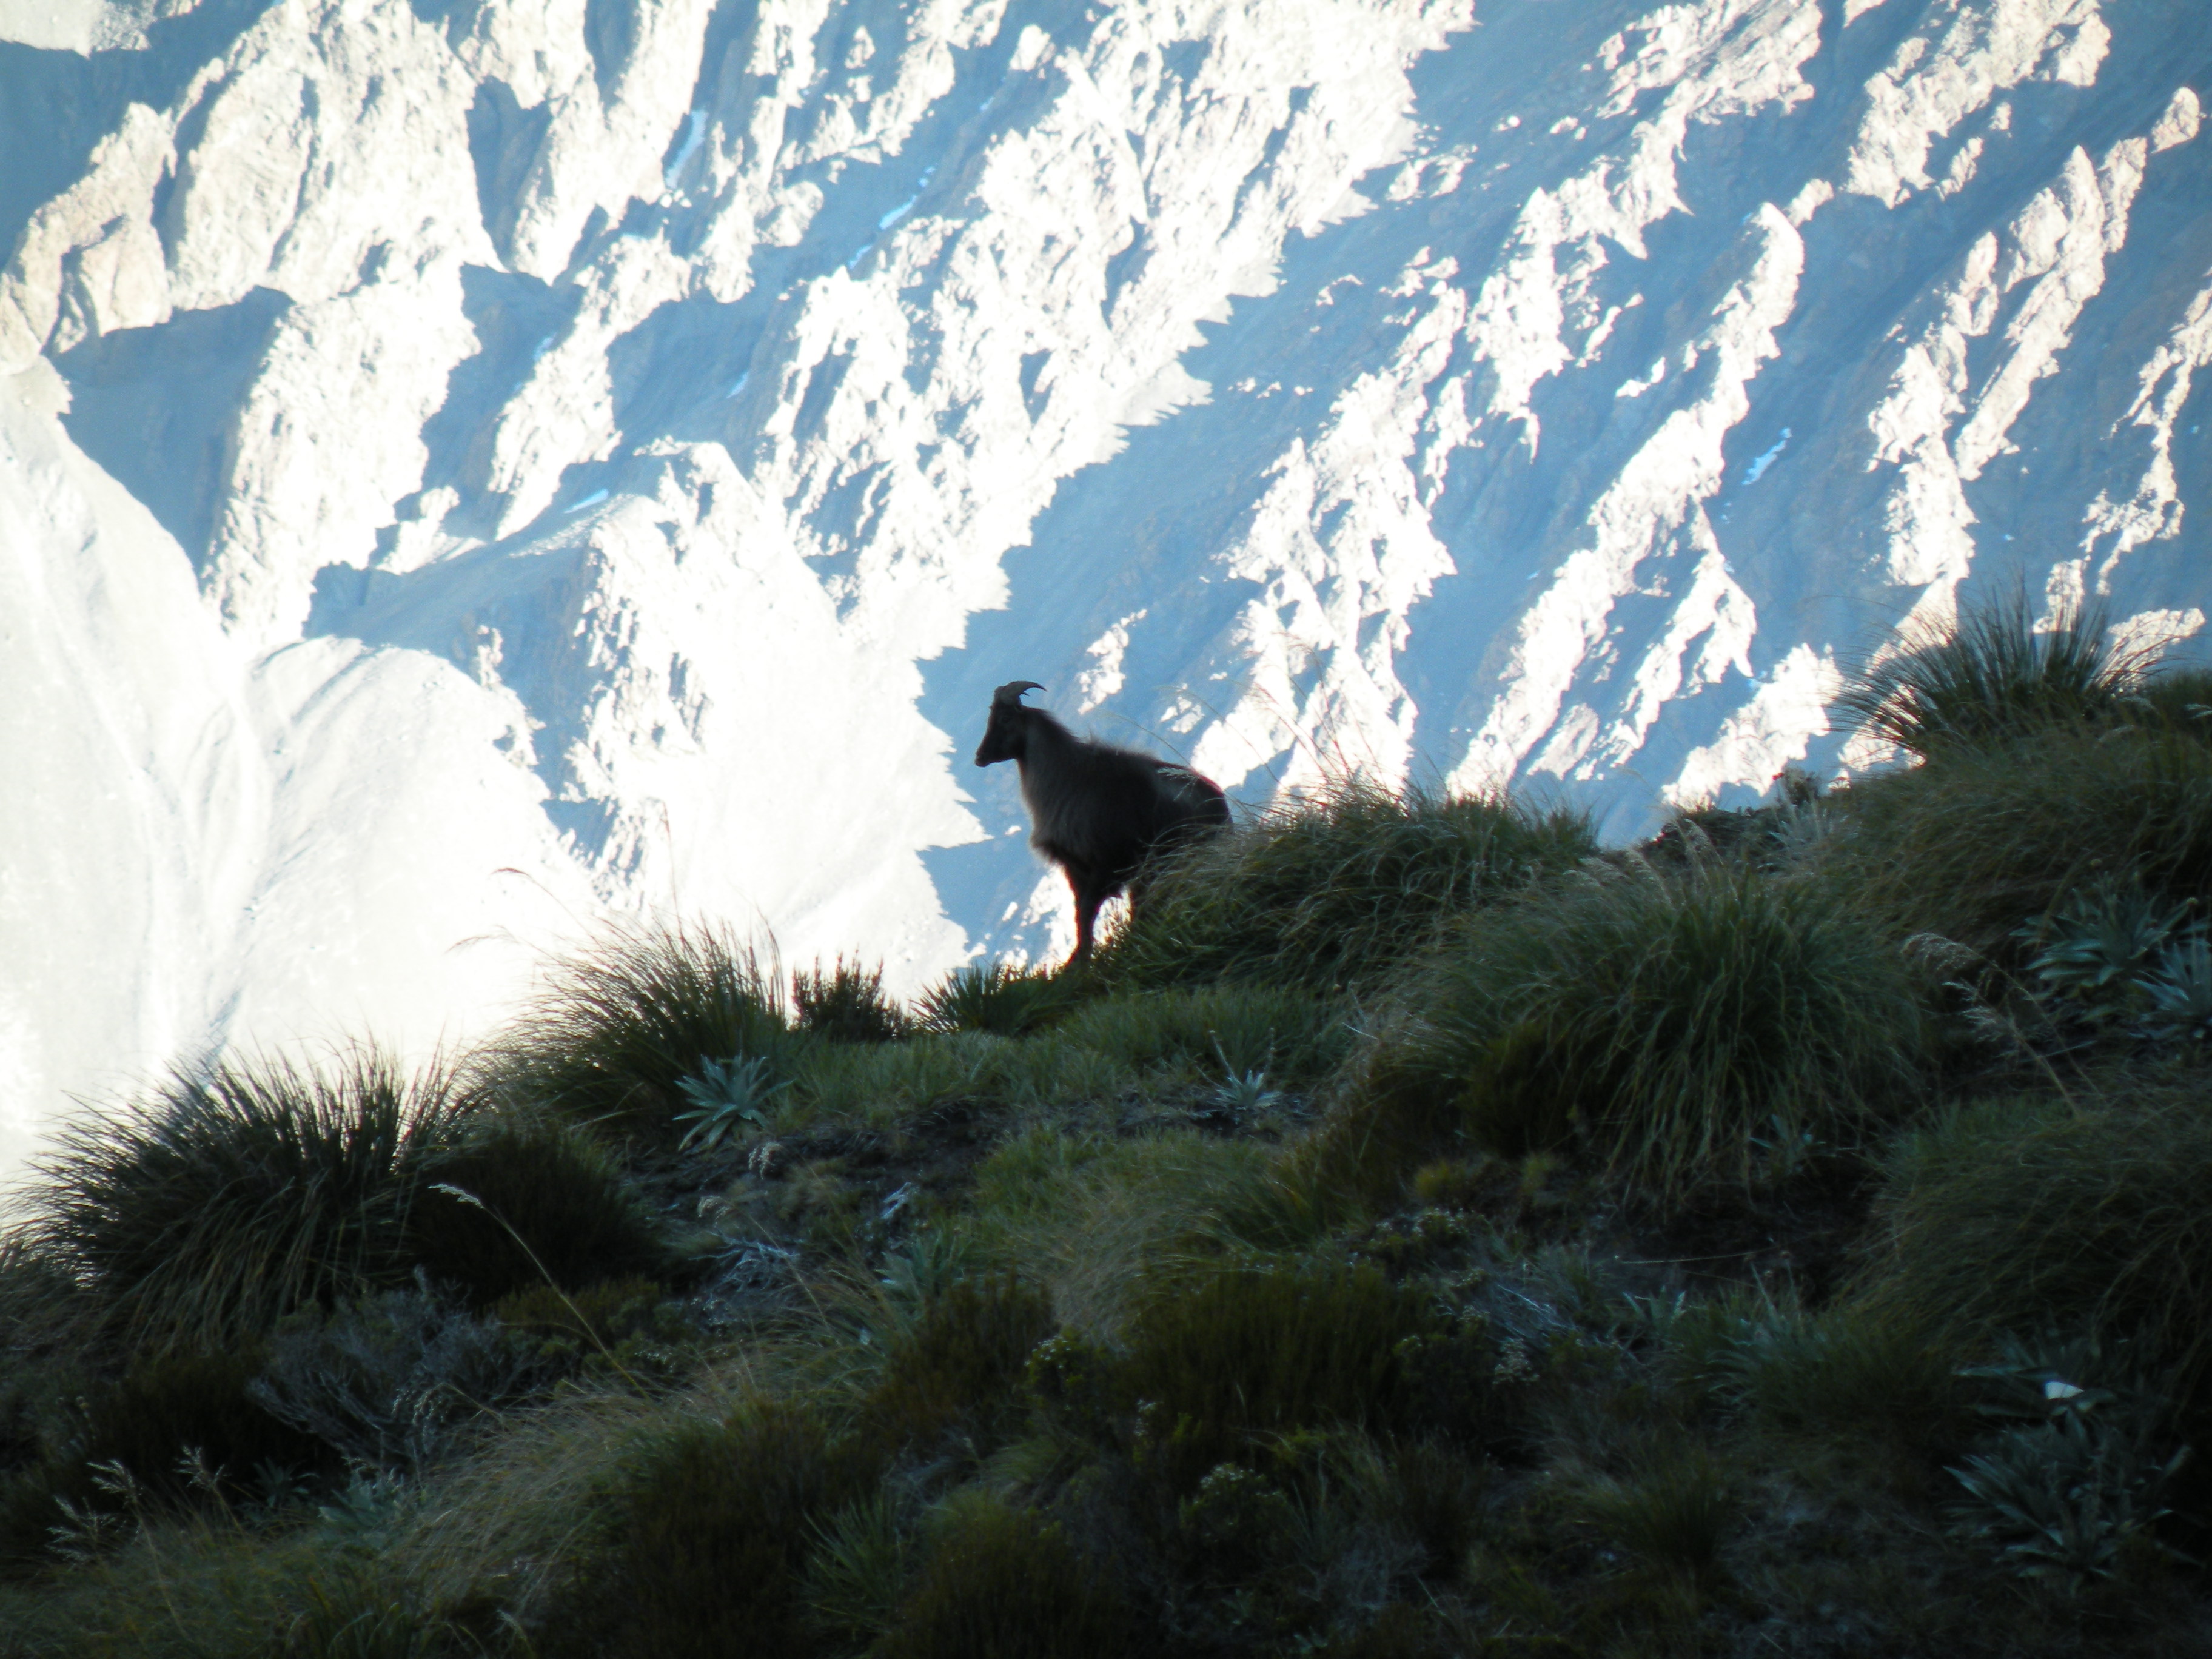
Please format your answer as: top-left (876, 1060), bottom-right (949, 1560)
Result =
top-left (1, 0), bottom-right (2206, 1170)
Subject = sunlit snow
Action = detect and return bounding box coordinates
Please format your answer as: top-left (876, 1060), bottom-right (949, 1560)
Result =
top-left (0, 0), bottom-right (2206, 1172)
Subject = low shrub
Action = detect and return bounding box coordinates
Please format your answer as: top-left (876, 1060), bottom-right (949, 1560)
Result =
top-left (1943, 1332), bottom-right (2193, 1589)
top-left (1096, 779), bottom-right (1594, 993)
top-left (486, 923), bottom-right (793, 1136)
top-left (248, 1281), bottom-right (543, 1475)
top-left (0, 1347), bottom-right (332, 1564)
top-left (402, 1118), bottom-right (672, 1307)
top-left (487, 1273), bottom-right (700, 1387)
top-left (1182, 1430), bottom-right (1489, 1603)
top-left (1384, 1437), bottom-right (1492, 1573)
top-left (0, 1395), bottom-right (34, 1487)
top-left (1163, 1430), bottom-right (1445, 1646)
top-left (878, 1498), bottom-right (1135, 1659)
top-left (794, 957), bottom-right (909, 1042)
top-left (548, 1400), bottom-right (874, 1659)
top-left (492, 1276), bottom-right (668, 1358)
top-left (1309, 863), bottom-right (1930, 1205)
top-left (0, 1240), bottom-right (89, 1475)
top-left (1860, 1088), bottom-right (2212, 1421)
top-left (1117, 1260), bottom-right (1476, 1493)
top-left (18, 1050), bottom-right (471, 1350)
top-left (1643, 769), bottom-right (1832, 874)
top-left (1837, 724), bottom-right (2212, 959)
top-left (859, 1275), bottom-right (1056, 1464)
top-left (1834, 592), bottom-right (2153, 760)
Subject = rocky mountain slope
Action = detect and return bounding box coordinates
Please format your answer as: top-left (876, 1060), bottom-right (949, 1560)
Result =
top-left (1, 0), bottom-right (2205, 1168)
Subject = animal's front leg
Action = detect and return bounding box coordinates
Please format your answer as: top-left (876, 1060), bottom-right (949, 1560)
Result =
top-left (1067, 868), bottom-right (1101, 967)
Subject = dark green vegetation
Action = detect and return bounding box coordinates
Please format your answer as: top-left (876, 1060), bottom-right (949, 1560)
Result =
top-left (1322, 864), bottom-right (1929, 1203)
top-left (1832, 593), bottom-right (2156, 759)
top-left (6, 603), bottom-right (2212, 1655)
top-left (1097, 780), bottom-right (1595, 993)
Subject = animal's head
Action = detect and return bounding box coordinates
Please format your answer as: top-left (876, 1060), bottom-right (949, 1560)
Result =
top-left (975, 680), bottom-right (1044, 766)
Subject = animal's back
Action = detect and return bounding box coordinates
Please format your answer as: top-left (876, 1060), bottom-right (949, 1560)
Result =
top-left (1037, 754), bottom-right (1226, 886)
top-left (1021, 737), bottom-right (1166, 871)
top-left (1155, 764), bottom-right (1231, 830)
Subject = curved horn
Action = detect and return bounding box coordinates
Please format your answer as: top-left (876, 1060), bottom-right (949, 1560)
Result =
top-left (991, 680), bottom-right (1044, 707)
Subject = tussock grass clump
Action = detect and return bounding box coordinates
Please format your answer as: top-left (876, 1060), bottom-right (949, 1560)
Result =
top-left (1839, 725), bottom-right (2212, 959)
top-left (2128, 663), bottom-right (2212, 737)
top-left (916, 960), bottom-right (1082, 1036)
top-left (1098, 779), bottom-right (1594, 993)
top-left (1861, 1088), bottom-right (2212, 1419)
top-left (1313, 865), bottom-right (1929, 1205)
top-left (489, 923), bottom-right (791, 1136)
top-left (794, 956), bottom-right (909, 1042)
top-left (1118, 1260), bottom-right (1467, 1492)
top-left (879, 1498), bottom-right (1134, 1659)
top-left (403, 1118), bottom-right (672, 1307)
top-left (956, 1132), bottom-right (1330, 1335)
top-left (859, 1275), bottom-right (1055, 1463)
top-left (1048, 983), bottom-right (1349, 1083)
top-left (550, 1399), bottom-right (874, 1659)
top-left (0, 1518), bottom-right (455, 1657)
top-left (800, 1490), bottom-right (913, 1649)
top-left (1576, 1441), bottom-right (1740, 1597)
top-left (960, 1127), bottom-right (1119, 1233)
top-left (790, 1031), bottom-right (1012, 1126)
top-left (1734, 1310), bottom-right (1962, 1455)
top-left (791, 986), bottom-right (1346, 1128)
top-left (1645, 1293), bottom-right (1965, 1458)
top-left (20, 1050), bottom-right (472, 1350)
top-left (1835, 594), bottom-right (2154, 760)
top-left (265, 1570), bottom-right (486, 1658)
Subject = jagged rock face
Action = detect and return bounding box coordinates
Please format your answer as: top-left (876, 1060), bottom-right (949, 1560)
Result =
top-left (0, 0), bottom-right (2205, 1164)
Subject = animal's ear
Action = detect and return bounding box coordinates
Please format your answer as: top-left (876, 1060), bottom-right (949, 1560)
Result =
top-left (992, 680), bottom-right (1044, 708)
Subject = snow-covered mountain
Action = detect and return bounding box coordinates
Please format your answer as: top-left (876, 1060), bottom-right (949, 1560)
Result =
top-left (2, 0), bottom-right (2205, 1170)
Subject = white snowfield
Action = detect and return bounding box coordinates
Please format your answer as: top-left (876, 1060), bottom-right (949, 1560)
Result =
top-left (0, 0), bottom-right (2205, 1171)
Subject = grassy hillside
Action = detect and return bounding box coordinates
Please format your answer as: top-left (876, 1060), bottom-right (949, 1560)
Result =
top-left (5, 604), bottom-right (2212, 1656)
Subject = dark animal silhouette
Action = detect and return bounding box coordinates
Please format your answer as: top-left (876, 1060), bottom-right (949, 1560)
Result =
top-left (974, 681), bottom-right (1232, 965)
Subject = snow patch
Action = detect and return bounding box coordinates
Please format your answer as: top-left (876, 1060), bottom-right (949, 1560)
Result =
top-left (1740, 427), bottom-right (1791, 486)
